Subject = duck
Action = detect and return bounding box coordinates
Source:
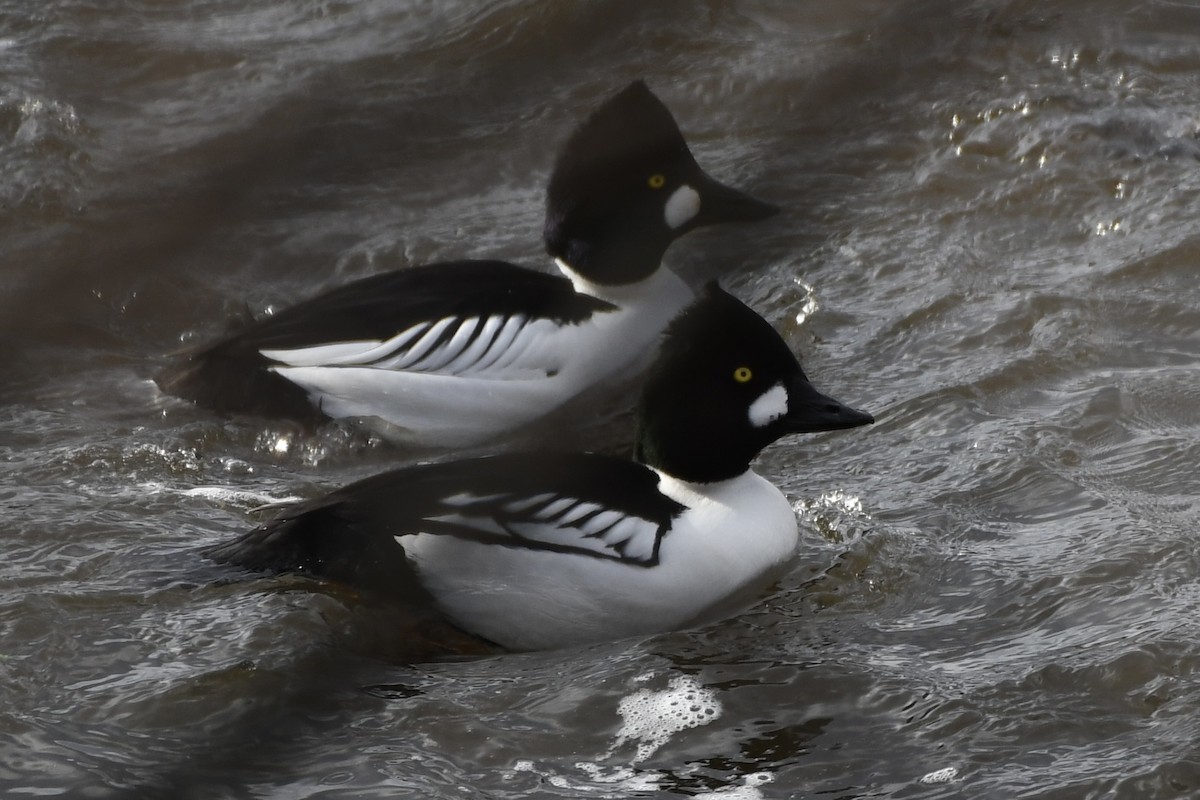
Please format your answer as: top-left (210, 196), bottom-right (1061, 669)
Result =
top-left (206, 284), bottom-right (875, 651)
top-left (156, 81), bottom-right (778, 447)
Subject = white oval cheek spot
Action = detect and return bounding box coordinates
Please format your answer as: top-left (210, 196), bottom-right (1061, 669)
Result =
top-left (663, 184), bottom-right (700, 229)
top-left (748, 382), bottom-right (788, 428)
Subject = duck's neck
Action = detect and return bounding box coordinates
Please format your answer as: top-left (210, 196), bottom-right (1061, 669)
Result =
top-left (555, 258), bottom-right (691, 307)
top-left (633, 419), bottom-right (758, 485)
top-left (650, 466), bottom-right (756, 502)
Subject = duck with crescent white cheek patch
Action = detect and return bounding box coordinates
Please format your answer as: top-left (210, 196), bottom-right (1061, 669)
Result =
top-left (206, 284), bottom-right (874, 652)
top-left (156, 81), bottom-right (778, 448)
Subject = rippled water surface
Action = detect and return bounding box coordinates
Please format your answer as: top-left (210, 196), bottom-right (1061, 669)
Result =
top-left (4, 1), bottom-right (1200, 797)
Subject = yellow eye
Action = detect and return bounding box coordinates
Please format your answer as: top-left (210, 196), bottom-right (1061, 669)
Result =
top-left (647, 173), bottom-right (666, 189)
top-left (733, 366), bottom-right (753, 383)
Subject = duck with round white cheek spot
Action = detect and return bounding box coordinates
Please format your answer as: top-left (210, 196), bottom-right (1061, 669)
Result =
top-left (206, 284), bottom-right (873, 652)
top-left (158, 81), bottom-right (779, 449)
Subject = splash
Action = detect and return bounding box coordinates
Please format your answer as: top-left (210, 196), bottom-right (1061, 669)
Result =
top-left (180, 486), bottom-right (303, 510)
top-left (792, 279), bottom-right (818, 326)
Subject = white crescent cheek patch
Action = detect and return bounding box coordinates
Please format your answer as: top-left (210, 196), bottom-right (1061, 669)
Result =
top-left (664, 185), bottom-right (701, 229)
top-left (748, 382), bottom-right (789, 428)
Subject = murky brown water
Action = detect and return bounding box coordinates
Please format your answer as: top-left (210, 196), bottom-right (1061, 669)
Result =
top-left (4, 0), bottom-right (1200, 797)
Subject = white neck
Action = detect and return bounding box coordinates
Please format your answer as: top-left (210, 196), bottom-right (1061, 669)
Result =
top-left (554, 257), bottom-right (689, 306)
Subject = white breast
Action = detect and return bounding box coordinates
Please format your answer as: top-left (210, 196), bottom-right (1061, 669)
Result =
top-left (399, 470), bottom-right (798, 650)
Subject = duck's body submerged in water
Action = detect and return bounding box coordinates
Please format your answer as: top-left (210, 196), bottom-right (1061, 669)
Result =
top-left (157, 81), bottom-right (778, 447)
top-left (207, 285), bottom-right (874, 651)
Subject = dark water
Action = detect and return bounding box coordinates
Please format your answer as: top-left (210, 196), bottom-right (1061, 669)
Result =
top-left (4, 0), bottom-right (1200, 797)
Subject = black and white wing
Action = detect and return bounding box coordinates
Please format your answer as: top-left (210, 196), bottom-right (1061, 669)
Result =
top-left (399, 453), bottom-right (685, 566)
top-left (206, 452), bottom-right (687, 598)
top-left (157, 260), bottom-right (616, 421)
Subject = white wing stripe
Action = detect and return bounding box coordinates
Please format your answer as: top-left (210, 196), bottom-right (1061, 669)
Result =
top-left (348, 322), bottom-right (432, 365)
top-left (440, 491), bottom-right (507, 508)
top-left (488, 319), bottom-right (550, 372)
top-left (506, 522), bottom-right (613, 555)
top-left (262, 320), bottom-right (440, 367)
top-left (271, 312), bottom-right (560, 377)
top-left (472, 314), bottom-right (528, 372)
top-left (415, 317), bottom-right (480, 371)
top-left (377, 317), bottom-right (456, 369)
top-left (328, 321), bottom-right (431, 366)
top-left (606, 517), bottom-right (656, 561)
top-left (426, 513), bottom-right (507, 535)
top-left (553, 501), bottom-right (605, 527)
top-left (424, 490), bottom-right (663, 564)
top-left (502, 492), bottom-right (558, 514)
top-left (577, 509), bottom-right (625, 537)
top-left (261, 339), bottom-right (384, 367)
top-left (533, 496), bottom-right (580, 521)
top-left (443, 315), bottom-right (505, 372)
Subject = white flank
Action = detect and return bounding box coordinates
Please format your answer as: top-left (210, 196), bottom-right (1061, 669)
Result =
top-left (398, 468), bottom-right (798, 650)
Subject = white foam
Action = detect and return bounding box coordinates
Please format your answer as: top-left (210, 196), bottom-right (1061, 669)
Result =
top-left (919, 766), bottom-right (959, 784)
top-left (512, 760), bottom-right (661, 792)
top-left (513, 675), bottom-right (775, 796)
top-left (573, 762), bottom-right (661, 790)
top-left (696, 772), bottom-right (775, 799)
top-left (607, 674), bottom-right (722, 763)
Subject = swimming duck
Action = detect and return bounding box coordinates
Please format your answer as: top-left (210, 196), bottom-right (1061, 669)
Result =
top-left (157, 81), bottom-right (777, 446)
top-left (207, 284), bottom-right (874, 651)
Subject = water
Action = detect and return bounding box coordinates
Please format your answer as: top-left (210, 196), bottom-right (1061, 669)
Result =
top-left (4, 0), bottom-right (1200, 796)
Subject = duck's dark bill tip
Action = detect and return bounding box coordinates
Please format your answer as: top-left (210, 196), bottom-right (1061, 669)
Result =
top-left (785, 381), bottom-right (876, 434)
top-left (833, 406), bottom-right (875, 429)
top-left (791, 404), bottom-right (874, 434)
top-left (698, 176), bottom-right (780, 223)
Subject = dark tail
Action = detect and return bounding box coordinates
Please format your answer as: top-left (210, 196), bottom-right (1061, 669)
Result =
top-left (155, 343), bottom-right (327, 425)
top-left (205, 502), bottom-right (435, 607)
